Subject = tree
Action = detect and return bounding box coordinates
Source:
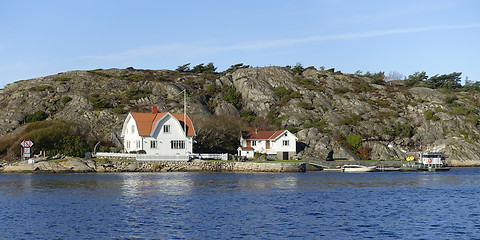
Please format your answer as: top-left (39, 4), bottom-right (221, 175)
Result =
top-left (346, 134), bottom-right (362, 150)
top-left (385, 71), bottom-right (404, 81)
top-left (176, 63), bottom-right (191, 72)
top-left (405, 71), bottom-right (427, 87)
top-left (424, 72), bottom-right (462, 89)
top-left (224, 63), bottom-right (250, 73)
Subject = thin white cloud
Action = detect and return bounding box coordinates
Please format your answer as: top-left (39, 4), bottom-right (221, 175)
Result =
top-left (81, 23), bottom-right (480, 61)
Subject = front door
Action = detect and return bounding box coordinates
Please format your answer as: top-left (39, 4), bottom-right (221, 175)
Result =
top-left (266, 141), bottom-right (270, 149)
top-left (283, 152), bottom-right (289, 160)
top-left (247, 141), bottom-right (251, 147)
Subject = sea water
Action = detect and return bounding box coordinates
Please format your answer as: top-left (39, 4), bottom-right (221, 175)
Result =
top-left (1, 169), bottom-right (480, 239)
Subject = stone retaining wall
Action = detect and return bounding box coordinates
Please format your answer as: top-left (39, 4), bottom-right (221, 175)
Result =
top-left (0, 159), bottom-right (306, 173)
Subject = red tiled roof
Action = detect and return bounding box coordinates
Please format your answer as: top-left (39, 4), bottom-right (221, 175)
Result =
top-left (242, 130), bottom-right (286, 140)
top-left (130, 112), bottom-right (195, 137)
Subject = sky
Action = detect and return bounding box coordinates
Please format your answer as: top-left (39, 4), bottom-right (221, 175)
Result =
top-left (1, 0), bottom-right (479, 88)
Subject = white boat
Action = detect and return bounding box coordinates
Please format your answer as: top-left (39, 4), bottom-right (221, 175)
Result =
top-left (341, 164), bottom-right (376, 172)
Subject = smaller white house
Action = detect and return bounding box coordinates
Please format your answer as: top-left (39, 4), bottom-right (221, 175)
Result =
top-left (121, 106), bottom-right (195, 156)
top-left (237, 130), bottom-right (297, 160)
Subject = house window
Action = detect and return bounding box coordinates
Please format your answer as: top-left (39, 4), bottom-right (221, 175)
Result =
top-left (136, 140), bottom-right (141, 149)
top-left (125, 140), bottom-right (130, 149)
top-left (131, 125), bottom-right (135, 134)
top-left (282, 140), bottom-right (289, 146)
top-left (252, 141), bottom-right (256, 146)
top-left (150, 140), bottom-right (157, 149)
top-left (164, 125), bottom-right (171, 133)
top-left (171, 140), bottom-right (185, 149)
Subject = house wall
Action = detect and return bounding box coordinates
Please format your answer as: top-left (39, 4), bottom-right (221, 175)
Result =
top-left (122, 113), bottom-right (193, 155)
top-left (148, 114), bottom-right (193, 155)
top-left (239, 131), bottom-right (297, 159)
top-left (123, 116), bottom-right (144, 152)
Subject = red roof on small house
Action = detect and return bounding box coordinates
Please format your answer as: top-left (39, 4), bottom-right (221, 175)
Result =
top-left (241, 130), bottom-right (287, 140)
top-left (130, 109), bottom-right (195, 137)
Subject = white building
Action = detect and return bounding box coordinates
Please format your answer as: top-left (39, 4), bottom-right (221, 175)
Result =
top-left (237, 130), bottom-right (297, 160)
top-left (121, 106), bottom-right (195, 156)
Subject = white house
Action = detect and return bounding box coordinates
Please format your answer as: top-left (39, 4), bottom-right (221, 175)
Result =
top-left (121, 106), bottom-right (195, 156)
top-left (237, 130), bottom-right (297, 160)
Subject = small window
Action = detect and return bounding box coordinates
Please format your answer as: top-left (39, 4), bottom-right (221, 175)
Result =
top-left (125, 140), bottom-right (130, 149)
top-left (252, 141), bottom-right (256, 146)
top-left (150, 140), bottom-right (157, 149)
top-left (164, 125), bottom-right (171, 133)
top-left (131, 125), bottom-right (135, 134)
top-left (282, 140), bottom-right (289, 146)
top-left (136, 140), bottom-right (141, 149)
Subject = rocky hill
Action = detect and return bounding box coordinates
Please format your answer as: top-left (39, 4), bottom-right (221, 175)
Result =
top-left (1, 66), bottom-right (479, 165)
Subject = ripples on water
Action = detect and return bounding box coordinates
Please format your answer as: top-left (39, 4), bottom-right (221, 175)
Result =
top-left (1, 169), bottom-right (480, 239)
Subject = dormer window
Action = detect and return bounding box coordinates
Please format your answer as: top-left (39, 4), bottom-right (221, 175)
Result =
top-left (164, 125), bottom-right (171, 133)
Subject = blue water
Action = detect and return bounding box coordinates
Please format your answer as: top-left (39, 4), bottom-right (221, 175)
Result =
top-left (1, 169), bottom-right (480, 239)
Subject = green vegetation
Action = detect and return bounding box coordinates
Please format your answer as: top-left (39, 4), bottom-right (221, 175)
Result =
top-left (176, 62), bottom-right (217, 74)
top-left (88, 95), bottom-right (107, 108)
top-left (53, 76), bottom-right (71, 82)
top-left (346, 134), bottom-right (362, 150)
top-left (339, 114), bottom-right (362, 126)
top-left (274, 87), bottom-right (302, 104)
top-left (26, 110), bottom-right (48, 123)
top-left (222, 86), bottom-right (242, 108)
top-left (424, 110), bottom-right (440, 121)
top-left (297, 101), bottom-right (313, 110)
top-left (31, 85), bottom-right (51, 92)
top-left (224, 63), bottom-right (250, 73)
top-left (125, 87), bottom-right (152, 100)
top-left (61, 96), bottom-right (72, 104)
top-left (0, 120), bottom-right (91, 160)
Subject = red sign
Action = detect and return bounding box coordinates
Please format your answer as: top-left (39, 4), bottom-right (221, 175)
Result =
top-left (21, 140), bottom-right (34, 158)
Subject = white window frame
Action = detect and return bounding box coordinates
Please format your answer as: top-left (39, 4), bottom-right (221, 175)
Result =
top-left (252, 141), bottom-right (256, 146)
top-left (126, 140), bottom-right (130, 149)
top-left (171, 140), bottom-right (185, 149)
top-left (150, 140), bottom-right (157, 149)
top-left (282, 140), bottom-right (289, 146)
top-left (136, 140), bottom-right (141, 149)
top-left (164, 124), bottom-right (171, 133)
top-left (131, 125), bottom-right (135, 134)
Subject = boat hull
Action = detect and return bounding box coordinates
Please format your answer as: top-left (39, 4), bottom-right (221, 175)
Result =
top-left (343, 166), bottom-right (376, 172)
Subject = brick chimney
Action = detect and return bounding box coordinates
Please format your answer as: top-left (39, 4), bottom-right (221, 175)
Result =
top-left (152, 106), bottom-right (158, 114)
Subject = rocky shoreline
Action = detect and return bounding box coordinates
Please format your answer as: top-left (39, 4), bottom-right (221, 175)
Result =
top-left (1, 158), bottom-right (479, 174)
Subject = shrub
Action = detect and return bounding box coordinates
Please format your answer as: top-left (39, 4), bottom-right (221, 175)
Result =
top-left (125, 74), bottom-right (145, 81)
top-left (31, 85), bottom-right (51, 92)
top-left (297, 102), bottom-right (313, 110)
top-left (222, 86), bottom-right (242, 108)
top-left (333, 87), bottom-right (350, 94)
top-left (240, 109), bottom-right (257, 122)
top-left (346, 134), bottom-right (362, 150)
top-left (61, 96), bottom-right (72, 104)
top-left (206, 84), bottom-right (217, 96)
top-left (424, 110), bottom-right (439, 121)
top-left (88, 96), bottom-right (107, 108)
top-left (54, 76), bottom-right (71, 82)
top-left (125, 87), bottom-right (152, 100)
top-left (26, 110), bottom-right (48, 123)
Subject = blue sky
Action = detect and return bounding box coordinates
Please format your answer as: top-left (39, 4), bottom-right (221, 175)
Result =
top-left (1, 0), bottom-right (479, 88)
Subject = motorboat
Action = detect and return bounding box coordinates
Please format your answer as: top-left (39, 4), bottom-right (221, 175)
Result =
top-left (400, 151), bottom-right (450, 172)
top-left (341, 164), bottom-right (376, 172)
